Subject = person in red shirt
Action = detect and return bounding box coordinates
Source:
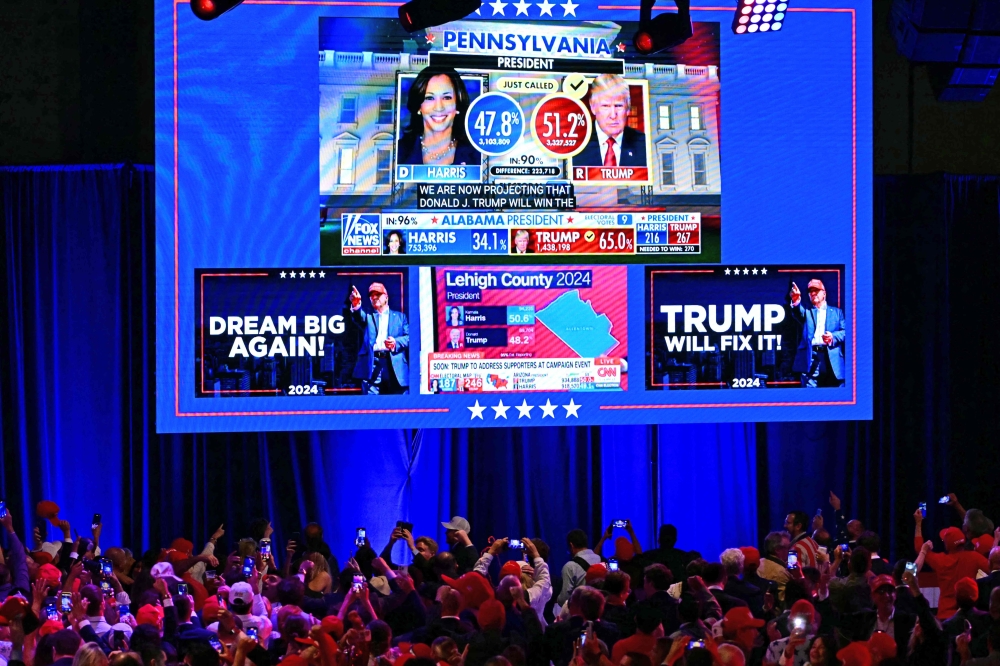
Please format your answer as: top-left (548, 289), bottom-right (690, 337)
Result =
top-left (914, 508), bottom-right (989, 619)
top-left (610, 605), bottom-right (662, 664)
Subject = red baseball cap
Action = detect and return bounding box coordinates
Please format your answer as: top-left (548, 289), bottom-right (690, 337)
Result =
top-left (320, 615), bottom-right (344, 639)
top-left (789, 599), bottom-right (816, 624)
top-left (585, 563), bottom-right (608, 583)
top-left (136, 604), bottom-right (165, 628)
top-left (869, 574), bottom-right (896, 593)
top-left (411, 644), bottom-right (434, 659)
top-left (170, 538), bottom-right (195, 554)
top-left (837, 642), bottom-right (872, 666)
top-left (723, 607), bottom-right (765, 633)
top-left (441, 572), bottom-right (494, 610)
top-left (614, 537), bottom-right (635, 561)
top-left (38, 563), bottom-right (62, 588)
top-left (500, 561), bottom-right (523, 579)
top-left (866, 631), bottom-right (897, 660)
top-left (201, 597), bottom-right (224, 622)
top-left (955, 577), bottom-right (979, 603)
top-left (940, 527), bottom-right (966, 550)
top-left (739, 547), bottom-right (761, 568)
top-left (35, 500), bottom-right (61, 526)
top-left (478, 599), bottom-right (506, 631)
top-left (38, 619), bottom-right (66, 637)
top-left (974, 534), bottom-right (995, 557)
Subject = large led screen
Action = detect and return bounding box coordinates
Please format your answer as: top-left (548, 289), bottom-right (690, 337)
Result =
top-left (155, 0), bottom-right (872, 431)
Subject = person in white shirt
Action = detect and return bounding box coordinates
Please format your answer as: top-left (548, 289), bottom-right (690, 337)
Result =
top-left (557, 529), bottom-right (603, 605)
top-left (473, 537), bottom-right (553, 628)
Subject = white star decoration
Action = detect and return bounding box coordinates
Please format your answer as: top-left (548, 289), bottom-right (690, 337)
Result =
top-left (491, 400), bottom-right (510, 419)
top-left (536, 0), bottom-right (554, 15)
top-left (489, 0), bottom-right (508, 15)
top-left (467, 399), bottom-right (581, 420)
top-left (280, 271), bottom-right (286, 278)
top-left (513, 0), bottom-right (531, 15)
top-left (318, 271), bottom-right (326, 278)
top-left (560, 0), bottom-right (578, 16)
top-left (516, 400), bottom-right (534, 419)
top-left (725, 268), bottom-right (769, 276)
top-left (469, 400), bottom-right (487, 420)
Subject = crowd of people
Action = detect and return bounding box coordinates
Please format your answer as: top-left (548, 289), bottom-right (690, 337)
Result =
top-left (1, 493), bottom-right (999, 666)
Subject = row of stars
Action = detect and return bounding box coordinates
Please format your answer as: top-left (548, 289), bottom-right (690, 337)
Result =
top-left (724, 268), bottom-right (769, 275)
top-left (477, 0), bottom-right (579, 17)
top-left (279, 271), bottom-right (326, 278)
top-left (469, 398), bottom-right (580, 419)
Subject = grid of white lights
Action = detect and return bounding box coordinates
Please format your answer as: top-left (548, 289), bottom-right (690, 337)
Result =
top-left (732, 0), bottom-right (787, 34)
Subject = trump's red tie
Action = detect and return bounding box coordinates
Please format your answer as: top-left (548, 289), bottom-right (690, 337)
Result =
top-left (603, 137), bottom-right (617, 167)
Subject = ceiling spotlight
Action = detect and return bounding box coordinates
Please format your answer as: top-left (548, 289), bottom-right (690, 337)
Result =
top-left (733, 0), bottom-right (785, 34)
top-left (398, 0), bottom-right (482, 33)
top-left (190, 0), bottom-right (244, 20)
top-left (633, 0), bottom-right (694, 55)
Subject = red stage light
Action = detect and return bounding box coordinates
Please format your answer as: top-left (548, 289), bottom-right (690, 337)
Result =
top-left (190, 0), bottom-right (244, 21)
top-left (635, 31), bottom-right (655, 53)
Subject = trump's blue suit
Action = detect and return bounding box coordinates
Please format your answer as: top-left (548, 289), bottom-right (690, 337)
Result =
top-left (789, 301), bottom-right (846, 384)
top-left (573, 126), bottom-right (647, 167)
top-left (350, 307), bottom-right (409, 392)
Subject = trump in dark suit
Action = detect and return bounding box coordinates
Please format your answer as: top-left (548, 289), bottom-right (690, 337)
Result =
top-left (574, 73), bottom-right (647, 168)
top-left (789, 279), bottom-right (846, 387)
top-left (349, 281), bottom-right (409, 394)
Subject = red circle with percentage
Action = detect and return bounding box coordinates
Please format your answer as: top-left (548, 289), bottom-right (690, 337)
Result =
top-left (530, 94), bottom-right (592, 159)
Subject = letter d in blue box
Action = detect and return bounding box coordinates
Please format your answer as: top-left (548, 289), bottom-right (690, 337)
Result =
top-left (341, 213), bottom-right (382, 255)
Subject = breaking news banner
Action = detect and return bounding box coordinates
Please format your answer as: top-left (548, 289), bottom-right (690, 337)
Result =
top-left (645, 265), bottom-right (847, 390)
top-left (194, 268), bottom-right (408, 397)
top-left (419, 265), bottom-right (628, 393)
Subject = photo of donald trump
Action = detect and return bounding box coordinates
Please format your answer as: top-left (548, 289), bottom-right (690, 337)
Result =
top-left (789, 279), bottom-right (846, 387)
top-left (574, 74), bottom-right (648, 168)
top-left (349, 281), bottom-right (409, 394)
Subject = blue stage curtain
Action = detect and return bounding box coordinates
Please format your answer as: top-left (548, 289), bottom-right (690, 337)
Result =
top-left (1, 164), bottom-right (153, 548)
top-left (762, 175), bottom-right (1000, 561)
top-left (32, 164), bottom-right (1000, 565)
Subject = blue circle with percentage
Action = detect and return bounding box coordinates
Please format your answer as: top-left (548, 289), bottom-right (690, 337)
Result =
top-left (464, 92), bottom-right (524, 157)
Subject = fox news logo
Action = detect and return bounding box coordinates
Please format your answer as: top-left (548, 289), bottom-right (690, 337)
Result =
top-left (342, 214), bottom-right (381, 250)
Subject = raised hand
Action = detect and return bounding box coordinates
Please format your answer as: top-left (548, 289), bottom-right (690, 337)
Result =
top-left (829, 491), bottom-right (841, 511)
top-left (489, 538), bottom-right (508, 556)
top-left (212, 524), bottom-right (225, 540)
top-left (350, 285), bottom-right (362, 309)
top-left (790, 282), bottom-right (801, 303)
top-left (522, 537), bottom-right (539, 561)
top-left (69, 591), bottom-right (86, 624)
top-left (153, 577), bottom-right (170, 598)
